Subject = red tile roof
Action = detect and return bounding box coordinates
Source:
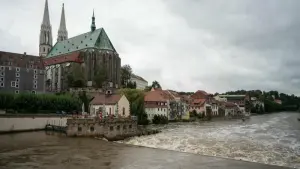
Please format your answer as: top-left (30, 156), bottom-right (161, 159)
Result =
top-left (43, 52), bottom-right (83, 66)
top-left (91, 94), bottom-right (122, 105)
top-left (191, 90), bottom-right (208, 99)
top-left (144, 90), bottom-right (168, 102)
top-left (0, 51), bottom-right (44, 69)
top-left (225, 102), bottom-right (237, 108)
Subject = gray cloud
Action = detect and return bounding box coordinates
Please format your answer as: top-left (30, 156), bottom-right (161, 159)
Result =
top-left (0, 0), bottom-right (299, 95)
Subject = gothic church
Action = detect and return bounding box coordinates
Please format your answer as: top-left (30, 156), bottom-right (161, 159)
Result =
top-left (41, 0), bottom-right (121, 92)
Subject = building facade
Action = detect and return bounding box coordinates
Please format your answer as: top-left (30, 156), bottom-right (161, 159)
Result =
top-left (40, 0), bottom-right (121, 92)
top-left (130, 74), bottom-right (148, 90)
top-left (90, 93), bottom-right (130, 118)
top-left (0, 51), bottom-right (45, 94)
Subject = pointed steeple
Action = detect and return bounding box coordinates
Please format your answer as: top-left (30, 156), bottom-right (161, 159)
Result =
top-left (57, 3), bottom-right (68, 42)
top-left (39, 0), bottom-right (53, 57)
top-left (42, 0), bottom-right (50, 25)
top-left (91, 10), bottom-right (96, 32)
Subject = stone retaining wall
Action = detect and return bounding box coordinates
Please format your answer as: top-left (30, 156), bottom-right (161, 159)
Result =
top-left (66, 118), bottom-right (138, 141)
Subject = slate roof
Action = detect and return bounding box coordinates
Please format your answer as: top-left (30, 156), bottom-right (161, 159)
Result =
top-left (47, 28), bottom-right (116, 58)
top-left (0, 51), bottom-right (44, 69)
top-left (131, 74), bottom-right (147, 82)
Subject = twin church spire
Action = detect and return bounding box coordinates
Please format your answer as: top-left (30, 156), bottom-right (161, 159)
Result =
top-left (39, 0), bottom-right (97, 56)
top-left (39, 0), bottom-right (68, 56)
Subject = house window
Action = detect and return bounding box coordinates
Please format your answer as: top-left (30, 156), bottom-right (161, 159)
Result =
top-left (122, 107), bottom-right (125, 116)
top-left (34, 84), bottom-right (37, 89)
top-left (109, 108), bottom-right (112, 115)
top-left (78, 126), bottom-right (82, 132)
top-left (15, 90), bottom-right (19, 94)
top-left (34, 75), bottom-right (37, 79)
top-left (15, 83), bottom-right (19, 88)
top-left (117, 125), bottom-right (120, 130)
top-left (0, 77), bottom-right (3, 82)
top-left (0, 66), bottom-right (4, 71)
top-left (90, 126), bottom-right (95, 132)
top-left (30, 64), bottom-right (33, 68)
top-left (34, 80), bottom-right (37, 84)
top-left (16, 73), bottom-right (20, 77)
top-left (0, 72), bottom-right (4, 76)
top-left (8, 66), bottom-right (12, 70)
top-left (11, 81), bottom-right (16, 87)
top-left (16, 67), bottom-right (20, 72)
top-left (32, 90), bottom-right (36, 94)
top-left (129, 125), bottom-right (132, 129)
top-left (0, 83), bottom-right (4, 87)
top-left (16, 78), bottom-right (20, 82)
top-left (43, 47), bottom-right (45, 52)
top-left (110, 126), bottom-right (113, 131)
top-left (34, 69), bottom-right (37, 74)
top-left (123, 125), bottom-right (127, 130)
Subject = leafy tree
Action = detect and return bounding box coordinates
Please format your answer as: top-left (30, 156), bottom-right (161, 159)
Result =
top-left (151, 80), bottom-right (161, 89)
top-left (152, 115), bottom-right (168, 124)
top-left (78, 91), bottom-right (94, 114)
top-left (126, 81), bottom-right (137, 89)
top-left (121, 64), bottom-right (132, 87)
top-left (66, 64), bottom-right (86, 88)
top-left (118, 89), bottom-right (149, 125)
top-left (94, 65), bottom-right (107, 88)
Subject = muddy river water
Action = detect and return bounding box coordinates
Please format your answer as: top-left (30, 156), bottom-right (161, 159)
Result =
top-left (0, 112), bottom-right (299, 169)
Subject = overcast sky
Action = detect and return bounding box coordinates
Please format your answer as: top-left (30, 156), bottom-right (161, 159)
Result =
top-left (0, 0), bottom-right (299, 95)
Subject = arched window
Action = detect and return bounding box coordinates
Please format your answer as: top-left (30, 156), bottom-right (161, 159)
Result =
top-left (122, 107), bottom-right (125, 116)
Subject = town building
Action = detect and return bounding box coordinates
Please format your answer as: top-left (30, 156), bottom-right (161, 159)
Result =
top-left (214, 94), bottom-right (246, 113)
top-left (164, 90), bottom-right (188, 120)
top-left (144, 88), bottom-right (169, 121)
top-left (90, 92), bottom-right (130, 118)
top-left (0, 51), bottom-right (46, 94)
top-left (40, 0), bottom-right (121, 92)
top-left (130, 74), bottom-right (148, 90)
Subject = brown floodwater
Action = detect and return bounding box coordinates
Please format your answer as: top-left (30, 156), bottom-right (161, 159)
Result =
top-left (0, 131), bottom-right (289, 169)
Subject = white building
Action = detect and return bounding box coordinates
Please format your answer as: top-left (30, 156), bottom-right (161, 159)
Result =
top-left (90, 93), bottom-right (130, 118)
top-left (130, 74), bottom-right (148, 90)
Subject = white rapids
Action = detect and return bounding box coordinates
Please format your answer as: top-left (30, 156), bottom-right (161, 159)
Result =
top-left (118, 113), bottom-right (300, 168)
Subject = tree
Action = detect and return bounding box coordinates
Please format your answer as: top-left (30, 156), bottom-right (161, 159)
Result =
top-left (78, 91), bottom-right (94, 114)
top-left (94, 65), bottom-right (107, 88)
top-left (121, 65), bottom-right (132, 87)
top-left (66, 64), bottom-right (86, 88)
top-left (126, 81), bottom-right (137, 89)
top-left (151, 80), bottom-right (161, 89)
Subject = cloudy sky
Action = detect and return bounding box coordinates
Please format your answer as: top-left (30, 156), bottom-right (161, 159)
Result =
top-left (0, 0), bottom-right (299, 95)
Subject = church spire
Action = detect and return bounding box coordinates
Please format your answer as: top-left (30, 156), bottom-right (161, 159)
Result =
top-left (42, 0), bottom-right (50, 25)
top-left (91, 10), bottom-right (96, 32)
top-left (57, 3), bottom-right (68, 42)
top-left (39, 0), bottom-right (53, 57)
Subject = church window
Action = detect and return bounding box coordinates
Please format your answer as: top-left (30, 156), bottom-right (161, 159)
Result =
top-left (15, 73), bottom-right (20, 77)
top-left (16, 67), bottom-right (20, 72)
top-left (15, 90), bottom-right (19, 94)
top-left (32, 90), bottom-right (36, 94)
top-left (0, 83), bottom-right (4, 87)
top-left (0, 77), bottom-right (3, 81)
top-left (122, 107), bottom-right (125, 116)
top-left (0, 66), bottom-right (4, 71)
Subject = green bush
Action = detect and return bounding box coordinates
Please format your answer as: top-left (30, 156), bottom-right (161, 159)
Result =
top-left (152, 115), bottom-right (168, 124)
top-left (0, 93), bottom-right (81, 114)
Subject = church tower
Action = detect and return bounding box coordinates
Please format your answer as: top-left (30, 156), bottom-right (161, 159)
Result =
top-left (39, 0), bottom-right (53, 57)
top-left (57, 3), bottom-right (68, 42)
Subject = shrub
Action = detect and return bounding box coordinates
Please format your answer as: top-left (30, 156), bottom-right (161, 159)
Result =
top-left (152, 115), bottom-right (168, 124)
top-left (0, 93), bottom-right (81, 114)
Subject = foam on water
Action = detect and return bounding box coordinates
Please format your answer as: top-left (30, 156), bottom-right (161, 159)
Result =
top-left (119, 113), bottom-right (300, 168)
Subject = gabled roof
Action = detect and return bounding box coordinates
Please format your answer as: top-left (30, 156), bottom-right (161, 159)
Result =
top-left (145, 90), bottom-right (168, 102)
top-left (91, 94), bottom-right (122, 105)
top-left (47, 28), bottom-right (116, 58)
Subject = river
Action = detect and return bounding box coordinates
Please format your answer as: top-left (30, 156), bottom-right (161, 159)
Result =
top-left (0, 112), bottom-right (299, 168)
top-left (120, 112), bottom-right (300, 168)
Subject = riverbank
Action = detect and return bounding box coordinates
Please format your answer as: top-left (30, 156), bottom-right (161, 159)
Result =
top-left (0, 131), bottom-right (289, 169)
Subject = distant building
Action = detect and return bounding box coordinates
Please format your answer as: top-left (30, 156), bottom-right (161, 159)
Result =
top-left (274, 99), bottom-right (282, 105)
top-left (40, 0), bottom-right (121, 92)
top-left (0, 51), bottom-right (46, 94)
top-left (130, 74), bottom-right (148, 90)
top-left (90, 92), bottom-right (130, 117)
top-left (214, 94), bottom-right (246, 113)
top-left (144, 88), bottom-right (169, 121)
